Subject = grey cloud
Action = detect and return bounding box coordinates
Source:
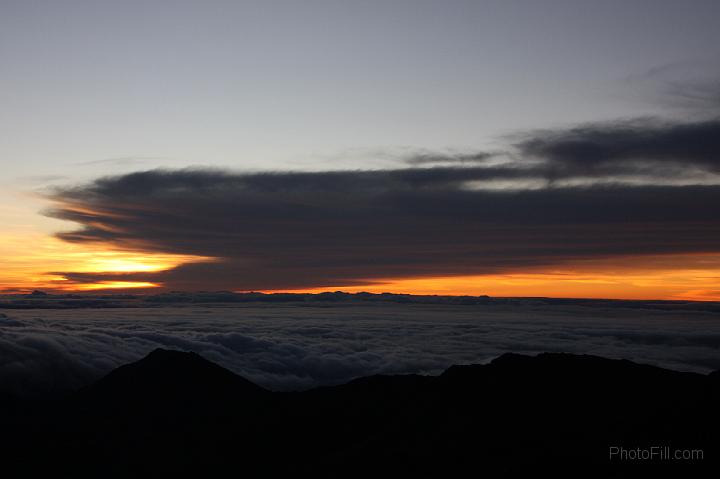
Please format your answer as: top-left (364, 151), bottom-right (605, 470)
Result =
top-left (403, 151), bottom-right (498, 166)
top-left (515, 117), bottom-right (720, 176)
top-left (627, 61), bottom-right (720, 113)
top-left (38, 112), bottom-right (720, 291)
top-left (0, 313), bottom-right (24, 327)
top-left (45, 165), bottom-right (720, 290)
top-left (666, 79), bottom-right (720, 111)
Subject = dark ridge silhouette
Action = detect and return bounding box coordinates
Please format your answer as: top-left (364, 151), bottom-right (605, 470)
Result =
top-left (81, 348), bottom-right (267, 406)
top-left (1, 349), bottom-right (717, 478)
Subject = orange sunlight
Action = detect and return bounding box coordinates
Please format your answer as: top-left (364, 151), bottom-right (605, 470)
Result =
top-left (0, 230), bottom-right (209, 293)
top-left (278, 254), bottom-right (720, 301)
top-left (72, 281), bottom-right (160, 291)
top-left (2, 205), bottom-right (718, 300)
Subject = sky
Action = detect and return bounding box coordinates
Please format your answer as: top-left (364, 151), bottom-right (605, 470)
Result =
top-left (1, 0), bottom-right (720, 299)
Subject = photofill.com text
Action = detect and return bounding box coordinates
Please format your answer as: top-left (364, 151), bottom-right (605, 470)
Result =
top-left (609, 446), bottom-right (703, 461)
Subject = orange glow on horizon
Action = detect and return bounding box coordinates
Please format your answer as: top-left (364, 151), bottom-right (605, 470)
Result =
top-left (73, 281), bottom-right (160, 291)
top-left (272, 255), bottom-right (720, 301)
top-left (0, 230), bottom-right (212, 293)
top-left (1, 214), bottom-right (718, 300)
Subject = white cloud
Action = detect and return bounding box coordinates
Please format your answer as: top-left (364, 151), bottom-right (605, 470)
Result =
top-left (1, 302), bottom-right (719, 397)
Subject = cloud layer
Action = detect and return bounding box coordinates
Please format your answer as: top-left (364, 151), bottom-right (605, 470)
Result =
top-left (1, 303), bottom-right (719, 398)
top-left (515, 117), bottom-right (720, 180)
top-left (45, 117), bottom-right (720, 291)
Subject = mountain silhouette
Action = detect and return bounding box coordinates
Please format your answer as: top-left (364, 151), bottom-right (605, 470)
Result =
top-left (79, 348), bottom-right (267, 407)
top-left (2, 349), bottom-right (717, 478)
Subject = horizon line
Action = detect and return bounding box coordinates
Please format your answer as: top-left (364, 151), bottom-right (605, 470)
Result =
top-left (2, 289), bottom-right (719, 304)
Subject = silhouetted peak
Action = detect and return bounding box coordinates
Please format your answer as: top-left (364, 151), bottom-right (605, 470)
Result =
top-left (80, 348), bottom-right (267, 406)
top-left (440, 352), bottom-right (533, 380)
top-left (142, 347), bottom-right (204, 363)
top-left (489, 352), bottom-right (535, 366)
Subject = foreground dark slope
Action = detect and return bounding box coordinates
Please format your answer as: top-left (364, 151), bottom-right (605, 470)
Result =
top-left (2, 350), bottom-right (717, 478)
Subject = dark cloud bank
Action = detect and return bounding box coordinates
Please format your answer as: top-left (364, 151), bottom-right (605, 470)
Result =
top-left (45, 116), bottom-right (720, 291)
top-left (1, 302), bottom-right (719, 398)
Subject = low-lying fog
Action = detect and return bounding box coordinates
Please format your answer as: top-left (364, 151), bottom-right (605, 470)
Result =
top-left (2, 301), bottom-right (719, 397)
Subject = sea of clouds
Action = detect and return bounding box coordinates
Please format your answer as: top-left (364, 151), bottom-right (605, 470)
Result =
top-left (1, 302), bottom-right (720, 398)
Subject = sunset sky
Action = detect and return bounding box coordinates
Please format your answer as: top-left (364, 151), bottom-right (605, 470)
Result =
top-left (2, 0), bottom-right (720, 300)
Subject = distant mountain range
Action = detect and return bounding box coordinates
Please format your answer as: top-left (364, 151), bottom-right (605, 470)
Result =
top-left (2, 289), bottom-right (719, 312)
top-left (1, 350), bottom-right (717, 477)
